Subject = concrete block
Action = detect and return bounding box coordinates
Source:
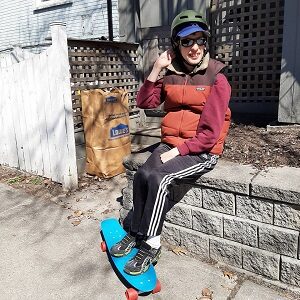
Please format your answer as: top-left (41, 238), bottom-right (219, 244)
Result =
top-left (259, 224), bottom-right (299, 258)
top-left (251, 166), bottom-right (300, 204)
top-left (196, 160), bottom-right (257, 194)
top-left (122, 187), bottom-right (133, 210)
top-left (281, 256), bottom-right (300, 287)
top-left (210, 237), bottom-right (242, 268)
top-left (236, 195), bottom-right (273, 224)
top-left (274, 203), bottom-right (300, 231)
top-left (166, 202), bottom-right (192, 229)
top-left (125, 169), bottom-right (135, 180)
top-left (123, 152), bottom-right (151, 171)
top-left (192, 208), bottom-right (223, 237)
top-left (161, 222), bottom-right (181, 246)
top-left (224, 216), bottom-right (258, 247)
top-left (180, 186), bottom-right (202, 208)
top-left (242, 246), bottom-right (280, 280)
top-left (203, 189), bottom-right (235, 215)
top-left (180, 227), bottom-right (210, 260)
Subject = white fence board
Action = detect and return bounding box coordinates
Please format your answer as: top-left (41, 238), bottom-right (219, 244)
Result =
top-left (0, 23), bottom-right (78, 189)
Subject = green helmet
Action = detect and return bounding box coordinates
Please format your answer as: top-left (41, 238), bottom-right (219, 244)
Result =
top-left (171, 10), bottom-right (210, 40)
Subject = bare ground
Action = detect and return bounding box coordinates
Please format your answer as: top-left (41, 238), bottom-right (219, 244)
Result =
top-left (222, 122), bottom-right (300, 170)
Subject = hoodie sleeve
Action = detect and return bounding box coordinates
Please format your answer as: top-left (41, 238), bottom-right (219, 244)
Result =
top-left (136, 78), bottom-right (164, 109)
top-left (177, 73), bottom-right (231, 155)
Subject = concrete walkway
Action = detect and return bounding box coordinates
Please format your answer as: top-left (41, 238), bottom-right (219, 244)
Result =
top-left (0, 179), bottom-right (296, 300)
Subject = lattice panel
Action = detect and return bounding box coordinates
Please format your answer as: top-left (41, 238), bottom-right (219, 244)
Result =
top-left (68, 40), bottom-right (140, 132)
top-left (210, 0), bottom-right (284, 105)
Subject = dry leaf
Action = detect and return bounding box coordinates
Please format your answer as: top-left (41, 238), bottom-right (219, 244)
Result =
top-left (223, 270), bottom-right (235, 279)
top-left (196, 287), bottom-right (213, 300)
top-left (172, 246), bottom-right (187, 256)
top-left (74, 210), bottom-right (83, 217)
top-left (71, 220), bottom-right (81, 226)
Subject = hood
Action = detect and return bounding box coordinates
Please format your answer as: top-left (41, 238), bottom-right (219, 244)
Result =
top-left (167, 52), bottom-right (210, 75)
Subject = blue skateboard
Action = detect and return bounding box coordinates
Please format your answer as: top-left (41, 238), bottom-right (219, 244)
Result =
top-left (100, 218), bottom-right (161, 300)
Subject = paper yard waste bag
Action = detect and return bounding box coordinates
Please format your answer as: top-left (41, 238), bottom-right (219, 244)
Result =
top-left (81, 88), bottom-right (131, 178)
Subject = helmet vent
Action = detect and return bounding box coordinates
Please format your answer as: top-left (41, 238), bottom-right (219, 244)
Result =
top-left (180, 16), bottom-right (188, 19)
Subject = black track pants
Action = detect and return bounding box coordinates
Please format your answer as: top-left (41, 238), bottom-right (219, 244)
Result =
top-left (130, 143), bottom-right (218, 237)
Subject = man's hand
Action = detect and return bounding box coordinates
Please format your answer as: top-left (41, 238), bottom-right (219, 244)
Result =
top-left (147, 49), bottom-right (175, 82)
top-left (160, 147), bottom-right (180, 163)
top-left (154, 49), bottom-right (175, 70)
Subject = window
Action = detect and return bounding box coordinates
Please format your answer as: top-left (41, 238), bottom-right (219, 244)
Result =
top-left (34, 0), bottom-right (72, 10)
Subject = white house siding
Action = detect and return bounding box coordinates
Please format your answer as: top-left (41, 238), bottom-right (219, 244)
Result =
top-left (0, 0), bottom-right (119, 52)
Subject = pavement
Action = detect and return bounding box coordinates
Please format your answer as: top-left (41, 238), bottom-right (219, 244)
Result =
top-left (0, 176), bottom-right (298, 300)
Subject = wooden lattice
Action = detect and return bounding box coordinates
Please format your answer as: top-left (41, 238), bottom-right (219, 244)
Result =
top-left (68, 39), bottom-right (140, 132)
top-left (210, 0), bottom-right (284, 107)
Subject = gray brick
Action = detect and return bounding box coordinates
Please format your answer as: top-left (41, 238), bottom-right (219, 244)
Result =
top-left (123, 152), bottom-right (150, 171)
top-left (195, 160), bottom-right (256, 194)
top-left (166, 202), bottom-right (192, 229)
top-left (259, 224), bottom-right (299, 258)
top-left (224, 217), bottom-right (258, 247)
top-left (203, 189), bottom-right (235, 215)
top-left (180, 227), bottom-right (210, 260)
top-left (210, 238), bottom-right (242, 267)
top-left (161, 222), bottom-right (181, 246)
top-left (274, 203), bottom-right (300, 230)
top-left (242, 247), bottom-right (280, 280)
top-left (170, 183), bottom-right (201, 205)
top-left (251, 167), bottom-right (300, 204)
top-left (236, 195), bottom-right (273, 224)
top-left (281, 256), bottom-right (300, 287)
top-left (192, 208), bottom-right (223, 237)
top-left (180, 186), bottom-right (202, 208)
top-left (122, 187), bottom-right (133, 210)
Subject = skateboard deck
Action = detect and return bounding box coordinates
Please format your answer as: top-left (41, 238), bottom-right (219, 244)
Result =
top-left (100, 218), bottom-right (161, 299)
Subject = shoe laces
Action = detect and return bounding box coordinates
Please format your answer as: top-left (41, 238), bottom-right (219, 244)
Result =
top-left (135, 246), bottom-right (152, 262)
top-left (120, 234), bottom-right (133, 246)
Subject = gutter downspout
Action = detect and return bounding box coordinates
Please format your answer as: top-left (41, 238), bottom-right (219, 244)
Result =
top-left (107, 0), bottom-right (113, 40)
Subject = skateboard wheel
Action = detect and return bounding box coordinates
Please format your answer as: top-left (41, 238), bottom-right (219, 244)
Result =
top-left (152, 279), bottom-right (161, 294)
top-left (100, 241), bottom-right (107, 252)
top-left (125, 288), bottom-right (138, 300)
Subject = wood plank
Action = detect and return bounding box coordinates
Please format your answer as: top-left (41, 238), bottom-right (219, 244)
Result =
top-left (5, 66), bottom-right (20, 168)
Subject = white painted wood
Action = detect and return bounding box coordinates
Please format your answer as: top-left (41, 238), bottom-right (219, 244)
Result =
top-left (0, 23), bottom-right (78, 189)
top-left (4, 66), bottom-right (19, 168)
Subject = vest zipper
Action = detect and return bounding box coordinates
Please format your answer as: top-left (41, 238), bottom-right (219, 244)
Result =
top-left (182, 74), bottom-right (188, 101)
top-left (179, 75), bottom-right (189, 137)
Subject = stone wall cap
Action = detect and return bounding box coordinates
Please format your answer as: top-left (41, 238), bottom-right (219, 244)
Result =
top-left (251, 166), bottom-right (300, 204)
top-left (195, 160), bottom-right (258, 194)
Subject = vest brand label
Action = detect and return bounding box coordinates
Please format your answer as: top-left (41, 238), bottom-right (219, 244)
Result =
top-left (110, 123), bottom-right (129, 139)
top-left (196, 87), bottom-right (205, 91)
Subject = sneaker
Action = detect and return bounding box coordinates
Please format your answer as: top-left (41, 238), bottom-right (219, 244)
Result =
top-left (110, 233), bottom-right (136, 257)
top-left (124, 241), bottom-right (161, 275)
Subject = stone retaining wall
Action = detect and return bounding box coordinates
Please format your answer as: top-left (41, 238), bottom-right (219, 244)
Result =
top-left (121, 152), bottom-right (300, 287)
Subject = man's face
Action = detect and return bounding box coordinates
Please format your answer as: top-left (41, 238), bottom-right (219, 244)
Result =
top-left (179, 31), bottom-right (206, 66)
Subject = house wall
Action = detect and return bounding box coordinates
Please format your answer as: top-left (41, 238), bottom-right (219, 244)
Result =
top-left (0, 0), bottom-right (119, 52)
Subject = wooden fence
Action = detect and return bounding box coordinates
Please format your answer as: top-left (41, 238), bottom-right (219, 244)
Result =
top-left (67, 39), bottom-right (141, 173)
top-left (0, 23), bottom-right (78, 189)
top-left (210, 0), bottom-right (285, 115)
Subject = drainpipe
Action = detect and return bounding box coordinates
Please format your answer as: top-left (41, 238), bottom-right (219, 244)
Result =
top-left (107, 0), bottom-right (113, 40)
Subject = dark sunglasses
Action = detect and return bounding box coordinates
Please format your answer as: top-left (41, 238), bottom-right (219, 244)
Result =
top-left (180, 37), bottom-right (207, 48)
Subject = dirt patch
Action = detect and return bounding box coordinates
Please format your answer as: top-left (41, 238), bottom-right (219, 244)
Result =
top-left (0, 123), bottom-right (299, 197)
top-left (222, 123), bottom-right (300, 170)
